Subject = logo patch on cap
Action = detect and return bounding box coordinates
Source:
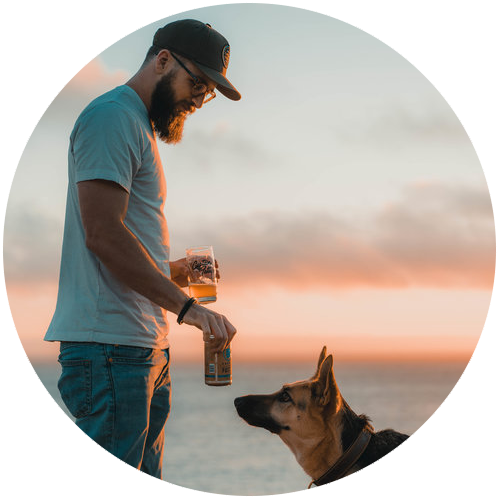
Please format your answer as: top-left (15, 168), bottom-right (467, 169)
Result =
top-left (222, 45), bottom-right (230, 69)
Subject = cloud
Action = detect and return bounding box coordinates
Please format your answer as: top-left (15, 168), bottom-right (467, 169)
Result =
top-left (4, 207), bottom-right (63, 284)
top-left (4, 182), bottom-right (495, 290)
top-left (161, 124), bottom-right (279, 174)
top-left (370, 183), bottom-right (495, 288)
top-left (172, 182), bottom-right (495, 290)
top-left (64, 58), bottom-right (129, 95)
top-left (39, 58), bottom-right (130, 127)
top-left (328, 93), bottom-right (467, 144)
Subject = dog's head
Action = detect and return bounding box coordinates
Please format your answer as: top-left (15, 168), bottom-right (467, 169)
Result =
top-left (234, 346), bottom-right (343, 441)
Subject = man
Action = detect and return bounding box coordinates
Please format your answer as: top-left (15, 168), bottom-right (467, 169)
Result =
top-left (44, 19), bottom-right (239, 479)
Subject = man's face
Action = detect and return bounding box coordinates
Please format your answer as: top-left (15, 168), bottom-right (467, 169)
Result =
top-left (149, 70), bottom-right (196, 144)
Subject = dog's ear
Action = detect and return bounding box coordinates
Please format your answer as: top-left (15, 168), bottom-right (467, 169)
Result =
top-left (313, 354), bottom-right (340, 408)
top-left (312, 346), bottom-right (327, 379)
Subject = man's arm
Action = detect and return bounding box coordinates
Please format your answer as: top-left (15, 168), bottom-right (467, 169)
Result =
top-left (78, 179), bottom-right (236, 351)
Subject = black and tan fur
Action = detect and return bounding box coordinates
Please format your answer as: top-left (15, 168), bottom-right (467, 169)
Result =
top-left (234, 347), bottom-right (409, 483)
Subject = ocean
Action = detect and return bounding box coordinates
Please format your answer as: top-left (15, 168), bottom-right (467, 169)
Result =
top-left (33, 359), bottom-right (467, 495)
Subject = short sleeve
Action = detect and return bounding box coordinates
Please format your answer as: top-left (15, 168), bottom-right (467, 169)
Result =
top-left (71, 103), bottom-right (142, 193)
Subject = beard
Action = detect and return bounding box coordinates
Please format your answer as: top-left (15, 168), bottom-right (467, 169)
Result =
top-left (149, 72), bottom-right (194, 144)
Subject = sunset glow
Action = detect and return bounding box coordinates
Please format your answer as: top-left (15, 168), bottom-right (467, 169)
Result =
top-left (7, 280), bottom-right (490, 364)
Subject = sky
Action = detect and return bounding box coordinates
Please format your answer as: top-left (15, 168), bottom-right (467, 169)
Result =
top-left (3, 3), bottom-right (495, 364)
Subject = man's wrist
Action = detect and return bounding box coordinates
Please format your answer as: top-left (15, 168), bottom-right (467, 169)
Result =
top-left (177, 297), bottom-right (197, 324)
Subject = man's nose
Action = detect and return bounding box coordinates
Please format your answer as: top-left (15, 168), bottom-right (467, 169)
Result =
top-left (192, 94), bottom-right (204, 109)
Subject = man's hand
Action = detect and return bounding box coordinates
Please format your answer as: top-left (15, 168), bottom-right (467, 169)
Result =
top-left (181, 302), bottom-right (236, 353)
top-left (169, 258), bottom-right (190, 287)
top-left (169, 258), bottom-right (221, 288)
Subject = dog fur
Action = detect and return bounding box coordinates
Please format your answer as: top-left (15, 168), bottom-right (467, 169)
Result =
top-left (234, 347), bottom-right (409, 483)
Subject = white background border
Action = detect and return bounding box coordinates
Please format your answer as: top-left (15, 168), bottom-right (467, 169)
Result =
top-left (1, 1), bottom-right (498, 498)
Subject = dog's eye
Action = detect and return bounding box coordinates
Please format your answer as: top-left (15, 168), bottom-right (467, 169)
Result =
top-left (279, 391), bottom-right (291, 403)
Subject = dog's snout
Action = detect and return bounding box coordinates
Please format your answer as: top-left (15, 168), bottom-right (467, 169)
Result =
top-left (234, 396), bottom-right (250, 418)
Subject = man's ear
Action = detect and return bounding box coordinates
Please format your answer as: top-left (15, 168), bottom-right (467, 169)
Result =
top-left (155, 49), bottom-right (172, 73)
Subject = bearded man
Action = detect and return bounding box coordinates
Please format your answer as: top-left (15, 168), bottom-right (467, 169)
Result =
top-left (44, 19), bottom-right (239, 479)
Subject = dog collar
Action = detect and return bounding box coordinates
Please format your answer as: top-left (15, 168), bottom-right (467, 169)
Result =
top-left (308, 424), bottom-right (373, 488)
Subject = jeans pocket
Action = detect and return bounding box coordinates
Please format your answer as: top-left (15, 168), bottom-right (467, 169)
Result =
top-left (58, 360), bottom-right (92, 419)
top-left (112, 346), bottom-right (155, 365)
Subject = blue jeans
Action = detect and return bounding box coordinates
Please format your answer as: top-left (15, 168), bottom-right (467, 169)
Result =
top-left (57, 342), bottom-right (171, 479)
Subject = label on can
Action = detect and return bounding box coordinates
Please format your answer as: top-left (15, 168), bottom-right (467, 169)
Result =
top-left (204, 343), bottom-right (232, 386)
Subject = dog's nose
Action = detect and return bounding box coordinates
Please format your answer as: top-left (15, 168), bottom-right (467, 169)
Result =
top-left (234, 397), bottom-right (244, 408)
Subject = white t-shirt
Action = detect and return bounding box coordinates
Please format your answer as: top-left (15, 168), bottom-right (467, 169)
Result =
top-left (45, 85), bottom-right (170, 349)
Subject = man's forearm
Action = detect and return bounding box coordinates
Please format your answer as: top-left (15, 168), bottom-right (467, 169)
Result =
top-left (85, 221), bottom-right (189, 315)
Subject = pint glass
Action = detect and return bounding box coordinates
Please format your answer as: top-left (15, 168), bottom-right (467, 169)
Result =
top-left (186, 245), bottom-right (217, 304)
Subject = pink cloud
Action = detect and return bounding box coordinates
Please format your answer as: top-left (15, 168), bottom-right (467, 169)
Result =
top-left (175, 183), bottom-right (495, 290)
top-left (64, 58), bottom-right (129, 94)
top-left (4, 183), bottom-right (495, 290)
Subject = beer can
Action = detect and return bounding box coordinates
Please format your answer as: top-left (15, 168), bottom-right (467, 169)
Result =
top-left (204, 342), bottom-right (232, 386)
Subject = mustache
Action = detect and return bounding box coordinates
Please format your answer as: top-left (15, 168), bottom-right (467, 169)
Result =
top-left (177, 101), bottom-right (196, 115)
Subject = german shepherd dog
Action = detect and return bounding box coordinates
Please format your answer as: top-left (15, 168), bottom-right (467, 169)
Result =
top-left (234, 347), bottom-right (409, 487)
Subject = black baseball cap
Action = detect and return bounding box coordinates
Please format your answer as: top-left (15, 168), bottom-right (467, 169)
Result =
top-left (153, 19), bottom-right (241, 101)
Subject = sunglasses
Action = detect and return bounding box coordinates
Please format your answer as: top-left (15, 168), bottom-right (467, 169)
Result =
top-left (170, 53), bottom-right (216, 104)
